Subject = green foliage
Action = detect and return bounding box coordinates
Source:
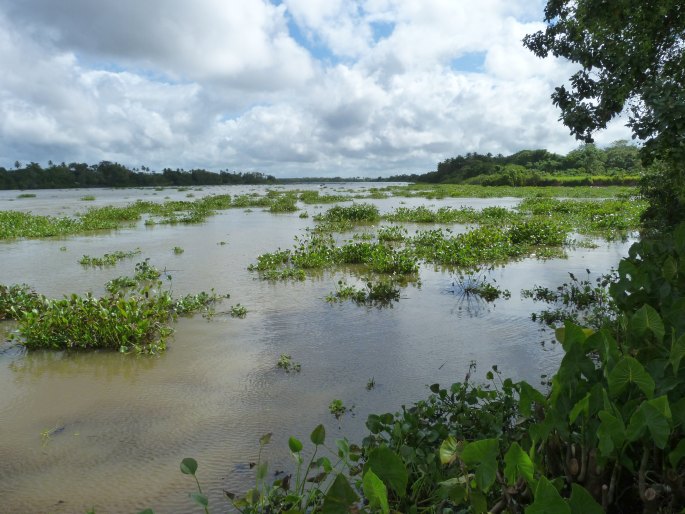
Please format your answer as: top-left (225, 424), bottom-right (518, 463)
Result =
top-left (78, 249), bottom-right (141, 267)
top-left (2, 262), bottom-right (225, 353)
top-left (0, 284), bottom-right (42, 320)
top-left (314, 204), bottom-right (380, 223)
top-left (277, 354), bottom-right (301, 373)
top-left (325, 279), bottom-right (400, 307)
top-left (299, 191), bottom-right (348, 204)
top-left (269, 194), bottom-right (299, 213)
top-left (230, 304), bottom-right (248, 318)
top-left (523, 270), bottom-right (616, 329)
top-left (172, 246), bottom-right (184, 254)
top-left (328, 399), bottom-right (347, 419)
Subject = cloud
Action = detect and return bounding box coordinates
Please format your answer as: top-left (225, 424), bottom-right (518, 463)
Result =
top-left (0, 0), bottom-right (633, 176)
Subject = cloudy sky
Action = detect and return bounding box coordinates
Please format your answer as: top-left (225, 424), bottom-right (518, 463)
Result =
top-left (0, 0), bottom-right (632, 177)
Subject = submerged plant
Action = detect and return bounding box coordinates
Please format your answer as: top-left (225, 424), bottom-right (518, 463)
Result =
top-left (452, 269), bottom-right (511, 302)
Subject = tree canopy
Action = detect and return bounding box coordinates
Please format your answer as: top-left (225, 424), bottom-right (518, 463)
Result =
top-left (524, 0), bottom-right (685, 228)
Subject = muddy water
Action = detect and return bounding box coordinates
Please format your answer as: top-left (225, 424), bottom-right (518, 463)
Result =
top-left (0, 185), bottom-right (631, 513)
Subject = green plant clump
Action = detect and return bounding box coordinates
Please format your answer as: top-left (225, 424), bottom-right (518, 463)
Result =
top-left (78, 249), bottom-right (141, 267)
top-left (1, 262), bottom-right (225, 353)
top-left (276, 354), bottom-right (301, 373)
top-left (314, 203), bottom-right (380, 223)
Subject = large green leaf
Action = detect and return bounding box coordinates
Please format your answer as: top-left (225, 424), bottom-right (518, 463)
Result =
top-left (362, 469), bottom-right (389, 514)
top-left (461, 438), bottom-right (499, 492)
top-left (568, 484), bottom-right (603, 514)
top-left (525, 476), bottom-right (571, 514)
top-left (503, 442), bottom-right (534, 485)
top-left (365, 447), bottom-right (408, 497)
top-left (585, 330), bottom-right (620, 369)
top-left (669, 439), bottom-right (685, 468)
top-left (670, 333), bottom-right (685, 374)
top-left (321, 474), bottom-right (359, 514)
top-left (569, 393), bottom-right (590, 424)
top-left (608, 356), bottom-right (655, 399)
top-left (627, 397), bottom-right (672, 449)
top-left (596, 410), bottom-right (625, 457)
top-left (631, 304), bottom-right (665, 342)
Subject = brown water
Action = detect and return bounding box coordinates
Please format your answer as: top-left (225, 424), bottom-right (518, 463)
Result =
top-left (0, 185), bottom-right (631, 513)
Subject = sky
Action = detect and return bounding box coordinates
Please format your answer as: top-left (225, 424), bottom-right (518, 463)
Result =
top-left (0, 0), bottom-right (633, 177)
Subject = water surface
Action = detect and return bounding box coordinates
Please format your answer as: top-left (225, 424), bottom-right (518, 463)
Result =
top-left (0, 185), bottom-right (631, 513)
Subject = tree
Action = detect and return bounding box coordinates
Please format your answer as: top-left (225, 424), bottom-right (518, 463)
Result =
top-left (524, 0), bottom-right (685, 228)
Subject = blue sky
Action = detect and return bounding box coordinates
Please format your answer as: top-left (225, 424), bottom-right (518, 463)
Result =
top-left (0, 0), bottom-right (631, 177)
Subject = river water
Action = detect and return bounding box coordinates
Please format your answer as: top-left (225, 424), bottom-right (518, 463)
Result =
top-left (0, 185), bottom-right (631, 513)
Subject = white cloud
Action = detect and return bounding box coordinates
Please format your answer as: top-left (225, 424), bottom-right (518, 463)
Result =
top-left (0, 0), bottom-right (633, 176)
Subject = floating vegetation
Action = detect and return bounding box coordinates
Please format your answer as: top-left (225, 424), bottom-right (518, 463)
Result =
top-left (325, 279), bottom-right (400, 306)
top-left (268, 194), bottom-right (299, 213)
top-left (80, 195), bottom-right (96, 201)
top-left (0, 262), bottom-right (225, 353)
top-left (313, 203), bottom-right (380, 223)
top-left (366, 377), bottom-right (376, 390)
top-left (16, 193), bottom-right (36, 198)
top-left (298, 190), bottom-right (348, 204)
top-left (78, 249), bottom-right (141, 267)
top-left (0, 284), bottom-right (42, 320)
top-left (522, 269), bottom-right (616, 329)
top-left (172, 246), bottom-right (184, 254)
top-left (276, 354), bottom-right (301, 373)
top-left (328, 399), bottom-right (348, 419)
top-left (230, 303), bottom-right (248, 318)
top-left (0, 191), bottom-right (324, 240)
top-left (299, 211), bottom-right (309, 218)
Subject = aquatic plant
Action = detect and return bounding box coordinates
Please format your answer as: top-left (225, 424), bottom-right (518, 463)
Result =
top-left (326, 279), bottom-right (401, 306)
top-left (172, 246), bottom-right (184, 254)
top-left (0, 284), bottom-right (42, 320)
top-left (298, 190), bottom-right (348, 204)
top-left (328, 399), bottom-right (347, 419)
top-left (80, 195), bottom-right (96, 201)
top-left (276, 354), bottom-right (301, 373)
top-left (313, 203), bottom-right (380, 223)
top-left (230, 303), bottom-right (248, 318)
top-left (2, 262), bottom-right (225, 353)
top-left (78, 249), bottom-right (141, 267)
top-left (16, 193), bottom-right (36, 198)
top-left (268, 194), bottom-right (299, 213)
top-left (452, 270), bottom-right (511, 302)
top-left (523, 269), bottom-right (616, 329)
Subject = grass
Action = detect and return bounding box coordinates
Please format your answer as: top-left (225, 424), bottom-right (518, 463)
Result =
top-left (16, 193), bottom-right (36, 198)
top-left (80, 195), bottom-right (96, 201)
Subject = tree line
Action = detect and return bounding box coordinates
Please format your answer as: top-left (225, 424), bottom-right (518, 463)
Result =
top-left (0, 161), bottom-right (276, 190)
top-left (389, 141), bottom-right (645, 185)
